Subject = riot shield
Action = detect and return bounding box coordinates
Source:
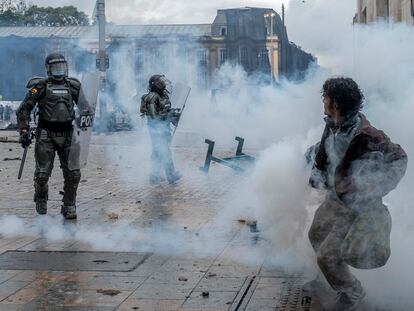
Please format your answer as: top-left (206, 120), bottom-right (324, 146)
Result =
top-left (170, 83), bottom-right (191, 137)
top-left (68, 73), bottom-right (100, 170)
top-left (170, 83), bottom-right (191, 110)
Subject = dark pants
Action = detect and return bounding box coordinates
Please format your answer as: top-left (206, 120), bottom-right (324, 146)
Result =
top-left (34, 128), bottom-right (81, 206)
top-left (308, 197), bottom-right (359, 292)
top-left (148, 120), bottom-right (176, 181)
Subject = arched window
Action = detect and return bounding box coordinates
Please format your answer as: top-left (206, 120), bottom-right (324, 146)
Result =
top-left (376, 0), bottom-right (389, 21)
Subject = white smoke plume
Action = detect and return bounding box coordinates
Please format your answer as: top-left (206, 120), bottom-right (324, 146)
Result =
top-left (1, 0), bottom-right (413, 309)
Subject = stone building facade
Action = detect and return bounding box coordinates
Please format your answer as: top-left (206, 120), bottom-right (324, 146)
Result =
top-left (0, 7), bottom-right (316, 101)
top-left (355, 0), bottom-right (414, 25)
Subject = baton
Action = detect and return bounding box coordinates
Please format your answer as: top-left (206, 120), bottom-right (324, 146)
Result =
top-left (18, 146), bottom-right (29, 180)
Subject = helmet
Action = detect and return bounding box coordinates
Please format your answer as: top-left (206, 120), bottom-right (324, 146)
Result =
top-left (148, 74), bottom-right (172, 94)
top-left (45, 53), bottom-right (68, 80)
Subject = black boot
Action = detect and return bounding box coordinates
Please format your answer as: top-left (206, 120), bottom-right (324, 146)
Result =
top-left (167, 171), bottom-right (182, 184)
top-left (35, 198), bottom-right (47, 215)
top-left (61, 205), bottom-right (77, 220)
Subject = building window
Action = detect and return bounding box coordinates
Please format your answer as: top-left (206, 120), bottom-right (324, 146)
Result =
top-left (197, 70), bottom-right (208, 88)
top-left (240, 47), bottom-right (248, 65)
top-left (361, 7), bottom-right (367, 23)
top-left (411, 0), bottom-right (414, 17)
top-left (376, 0), bottom-right (389, 21)
top-left (152, 48), bottom-right (166, 68)
top-left (219, 49), bottom-right (227, 65)
top-left (221, 27), bottom-right (227, 36)
top-left (135, 48), bottom-right (143, 69)
top-left (198, 49), bottom-right (207, 66)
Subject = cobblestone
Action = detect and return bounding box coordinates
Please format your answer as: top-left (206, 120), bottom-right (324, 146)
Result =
top-left (0, 130), bottom-right (322, 310)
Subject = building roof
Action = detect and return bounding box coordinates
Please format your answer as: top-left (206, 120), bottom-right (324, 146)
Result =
top-left (0, 24), bottom-right (212, 39)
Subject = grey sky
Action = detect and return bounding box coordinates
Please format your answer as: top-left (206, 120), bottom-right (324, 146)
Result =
top-left (30, 0), bottom-right (356, 62)
top-left (31, 0), bottom-right (284, 24)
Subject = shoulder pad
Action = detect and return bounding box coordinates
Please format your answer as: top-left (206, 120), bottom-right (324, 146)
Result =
top-left (145, 92), bottom-right (158, 101)
top-left (26, 77), bottom-right (46, 89)
top-left (66, 77), bottom-right (81, 90)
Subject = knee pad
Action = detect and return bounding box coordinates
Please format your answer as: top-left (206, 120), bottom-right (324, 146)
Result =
top-left (34, 174), bottom-right (49, 200)
top-left (34, 174), bottom-right (49, 186)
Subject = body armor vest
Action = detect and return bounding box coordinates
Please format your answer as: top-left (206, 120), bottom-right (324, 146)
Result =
top-left (38, 82), bottom-right (74, 123)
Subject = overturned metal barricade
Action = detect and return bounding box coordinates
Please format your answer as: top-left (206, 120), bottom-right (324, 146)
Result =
top-left (201, 136), bottom-right (255, 173)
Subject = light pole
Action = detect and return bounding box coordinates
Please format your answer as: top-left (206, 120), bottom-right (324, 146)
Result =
top-left (264, 12), bottom-right (276, 84)
top-left (96, 0), bottom-right (108, 126)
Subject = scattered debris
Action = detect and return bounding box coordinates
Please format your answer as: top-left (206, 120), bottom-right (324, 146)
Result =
top-left (201, 136), bottom-right (255, 173)
top-left (96, 289), bottom-right (121, 296)
top-left (246, 220), bottom-right (257, 226)
top-left (247, 220), bottom-right (258, 233)
top-left (178, 276), bottom-right (188, 282)
top-left (202, 291), bottom-right (210, 298)
top-left (107, 213), bottom-right (119, 220)
top-left (237, 219), bottom-right (259, 233)
top-left (3, 157), bottom-right (21, 161)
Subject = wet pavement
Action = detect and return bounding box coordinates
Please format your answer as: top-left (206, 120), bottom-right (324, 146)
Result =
top-left (0, 130), bottom-right (344, 310)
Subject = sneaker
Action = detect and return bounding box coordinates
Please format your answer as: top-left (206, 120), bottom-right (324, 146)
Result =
top-left (35, 199), bottom-right (47, 215)
top-left (332, 283), bottom-right (366, 311)
top-left (61, 205), bottom-right (77, 220)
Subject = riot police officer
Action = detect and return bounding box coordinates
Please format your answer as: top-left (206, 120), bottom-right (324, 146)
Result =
top-left (140, 75), bottom-right (182, 184)
top-left (16, 53), bottom-right (84, 219)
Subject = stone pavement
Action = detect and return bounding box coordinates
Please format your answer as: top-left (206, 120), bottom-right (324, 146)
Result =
top-left (0, 130), bottom-right (324, 311)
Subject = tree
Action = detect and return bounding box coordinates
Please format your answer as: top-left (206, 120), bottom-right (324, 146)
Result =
top-left (0, 0), bottom-right (90, 27)
top-left (24, 5), bottom-right (90, 26)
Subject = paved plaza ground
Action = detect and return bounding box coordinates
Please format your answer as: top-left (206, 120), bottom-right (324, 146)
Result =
top-left (0, 129), bottom-right (388, 311)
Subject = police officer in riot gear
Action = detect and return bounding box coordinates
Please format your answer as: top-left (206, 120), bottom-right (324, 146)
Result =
top-left (17, 53), bottom-right (84, 219)
top-left (140, 74), bottom-right (182, 184)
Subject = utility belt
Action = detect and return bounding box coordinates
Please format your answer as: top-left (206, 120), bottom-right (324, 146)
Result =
top-left (36, 128), bottom-right (73, 139)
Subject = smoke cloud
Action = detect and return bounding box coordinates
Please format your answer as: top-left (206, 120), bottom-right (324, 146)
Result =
top-left (1, 0), bottom-right (413, 309)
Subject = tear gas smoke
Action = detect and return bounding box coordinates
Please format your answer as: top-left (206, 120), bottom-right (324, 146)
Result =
top-left (1, 0), bottom-right (413, 309)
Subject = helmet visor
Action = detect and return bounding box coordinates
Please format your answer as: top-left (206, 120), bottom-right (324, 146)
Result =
top-left (49, 62), bottom-right (68, 79)
top-left (159, 76), bottom-right (172, 93)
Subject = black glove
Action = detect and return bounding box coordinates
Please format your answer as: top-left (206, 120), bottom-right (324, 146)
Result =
top-left (19, 131), bottom-right (31, 149)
